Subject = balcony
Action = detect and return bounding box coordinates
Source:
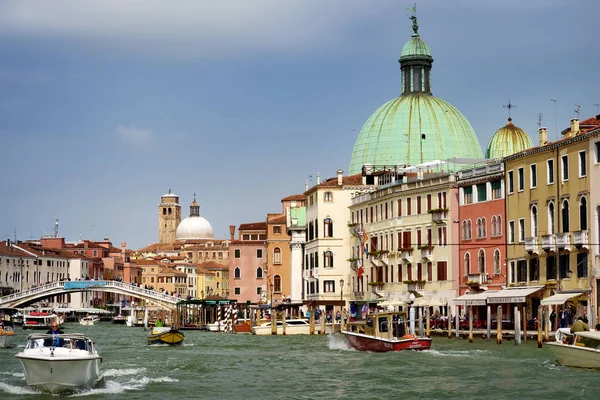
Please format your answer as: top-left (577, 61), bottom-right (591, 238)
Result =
top-left (303, 268), bottom-right (318, 280)
top-left (419, 246), bottom-right (433, 261)
top-left (541, 234), bottom-right (556, 252)
top-left (465, 273), bottom-right (488, 286)
top-left (406, 281), bottom-right (425, 293)
top-left (429, 209), bottom-right (448, 224)
top-left (400, 248), bottom-right (414, 262)
top-left (573, 230), bottom-right (589, 250)
top-left (524, 237), bottom-right (539, 254)
top-left (555, 233), bottom-right (571, 251)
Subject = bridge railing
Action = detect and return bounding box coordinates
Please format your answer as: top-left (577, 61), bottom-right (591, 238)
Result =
top-left (0, 281), bottom-right (63, 304)
top-left (103, 281), bottom-right (181, 304)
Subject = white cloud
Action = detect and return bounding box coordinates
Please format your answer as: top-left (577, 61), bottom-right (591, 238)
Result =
top-left (114, 124), bottom-right (153, 147)
top-left (0, 0), bottom-right (375, 58)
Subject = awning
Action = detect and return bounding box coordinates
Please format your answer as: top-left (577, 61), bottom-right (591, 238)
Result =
top-left (454, 291), bottom-right (499, 306)
top-left (378, 300), bottom-right (406, 307)
top-left (487, 286), bottom-right (544, 304)
top-left (412, 295), bottom-right (448, 307)
top-left (541, 291), bottom-right (586, 306)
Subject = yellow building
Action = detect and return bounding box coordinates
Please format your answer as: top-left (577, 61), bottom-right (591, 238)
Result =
top-left (505, 119), bottom-right (593, 320)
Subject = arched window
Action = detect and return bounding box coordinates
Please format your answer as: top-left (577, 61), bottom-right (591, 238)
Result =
top-left (476, 218), bottom-right (481, 238)
top-left (324, 218), bottom-right (334, 237)
top-left (491, 216), bottom-right (497, 236)
top-left (464, 252), bottom-right (471, 275)
top-left (467, 220), bottom-right (472, 239)
top-left (562, 199), bottom-right (570, 232)
top-left (580, 197), bottom-right (588, 230)
top-left (168, 207), bottom-right (172, 215)
top-left (273, 248), bottom-right (282, 264)
top-left (494, 249), bottom-right (501, 275)
top-left (481, 217), bottom-right (486, 237)
top-left (274, 275), bottom-right (281, 293)
top-left (531, 206), bottom-right (538, 237)
top-left (548, 202), bottom-right (555, 234)
top-left (324, 251), bottom-right (334, 268)
top-left (497, 215), bottom-right (502, 236)
top-left (162, 207), bottom-right (166, 215)
top-left (256, 266), bottom-right (263, 279)
top-left (324, 192), bottom-right (333, 202)
top-left (478, 249), bottom-right (485, 274)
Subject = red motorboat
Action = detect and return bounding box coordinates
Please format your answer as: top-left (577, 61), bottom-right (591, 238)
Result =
top-left (342, 311), bottom-right (431, 352)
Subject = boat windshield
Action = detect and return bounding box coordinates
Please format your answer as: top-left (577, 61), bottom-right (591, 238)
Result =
top-left (26, 335), bottom-right (90, 351)
top-left (575, 335), bottom-right (600, 349)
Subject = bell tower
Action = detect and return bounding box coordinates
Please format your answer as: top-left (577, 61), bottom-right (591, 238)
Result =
top-left (158, 189), bottom-right (181, 243)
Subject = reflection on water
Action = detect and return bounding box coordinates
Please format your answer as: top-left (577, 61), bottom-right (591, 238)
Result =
top-left (0, 323), bottom-right (599, 399)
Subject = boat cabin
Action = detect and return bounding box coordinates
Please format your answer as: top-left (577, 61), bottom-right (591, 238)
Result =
top-left (25, 334), bottom-right (94, 352)
top-left (345, 311), bottom-right (410, 340)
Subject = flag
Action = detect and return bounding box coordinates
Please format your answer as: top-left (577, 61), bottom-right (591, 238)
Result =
top-left (408, 5), bottom-right (416, 13)
top-left (361, 230), bottom-right (369, 254)
top-left (357, 265), bottom-right (364, 279)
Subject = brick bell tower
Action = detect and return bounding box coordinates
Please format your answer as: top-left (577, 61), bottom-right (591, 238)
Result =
top-left (158, 189), bottom-right (181, 244)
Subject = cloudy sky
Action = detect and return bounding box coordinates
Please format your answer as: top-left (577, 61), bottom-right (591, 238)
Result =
top-left (1, 0), bottom-right (598, 249)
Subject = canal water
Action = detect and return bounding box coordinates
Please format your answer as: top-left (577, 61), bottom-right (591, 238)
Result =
top-left (1, 323), bottom-right (599, 399)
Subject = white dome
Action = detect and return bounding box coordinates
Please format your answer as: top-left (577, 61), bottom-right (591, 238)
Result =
top-left (176, 216), bottom-right (214, 240)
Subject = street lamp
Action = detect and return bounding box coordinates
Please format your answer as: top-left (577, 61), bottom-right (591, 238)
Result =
top-left (339, 278), bottom-right (344, 311)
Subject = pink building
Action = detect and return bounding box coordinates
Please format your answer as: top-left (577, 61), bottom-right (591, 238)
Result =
top-left (229, 223), bottom-right (267, 304)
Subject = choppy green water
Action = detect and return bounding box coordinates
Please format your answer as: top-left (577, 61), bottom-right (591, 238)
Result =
top-left (1, 323), bottom-right (599, 399)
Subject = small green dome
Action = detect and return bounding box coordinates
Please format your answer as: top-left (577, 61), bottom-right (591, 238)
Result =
top-left (349, 93), bottom-right (483, 174)
top-left (485, 118), bottom-right (533, 159)
top-left (400, 37), bottom-right (432, 59)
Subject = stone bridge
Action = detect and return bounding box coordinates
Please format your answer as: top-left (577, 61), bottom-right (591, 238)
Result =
top-left (0, 280), bottom-right (181, 310)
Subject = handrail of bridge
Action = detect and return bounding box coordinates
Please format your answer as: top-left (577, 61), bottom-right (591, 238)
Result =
top-left (0, 280), bottom-right (182, 306)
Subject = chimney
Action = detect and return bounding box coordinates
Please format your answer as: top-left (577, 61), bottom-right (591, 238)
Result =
top-left (337, 169), bottom-right (343, 186)
top-left (229, 225), bottom-right (236, 241)
top-left (539, 127), bottom-right (548, 146)
top-left (305, 180), bottom-right (309, 191)
top-left (570, 118), bottom-right (580, 136)
top-left (316, 172), bottom-right (320, 185)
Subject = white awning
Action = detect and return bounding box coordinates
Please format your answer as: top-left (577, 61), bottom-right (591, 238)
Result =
top-left (487, 286), bottom-right (544, 304)
top-left (541, 292), bottom-right (586, 306)
top-left (378, 300), bottom-right (406, 307)
top-left (454, 291), bottom-right (499, 306)
top-left (413, 295), bottom-right (448, 307)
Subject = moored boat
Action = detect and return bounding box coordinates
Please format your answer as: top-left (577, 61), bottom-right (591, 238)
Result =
top-left (547, 328), bottom-right (600, 369)
top-left (23, 312), bottom-right (60, 330)
top-left (79, 315), bottom-right (100, 326)
top-left (111, 314), bottom-right (127, 324)
top-left (15, 333), bottom-right (102, 392)
top-left (146, 326), bottom-right (185, 345)
top-left (0, 308), bottom-right (18, 348)
top-left (251, 318), bottom-right (323, 335)
top-left (342, 311), bottom-right (432, 352)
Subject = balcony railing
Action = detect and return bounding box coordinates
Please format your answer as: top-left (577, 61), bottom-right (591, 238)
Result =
top-left (420, 246), bottom-right (433, 260)
top-left (541, 234), bottom-right (556, 252)
top-left (555, 233), bottom-right (570, 251)
top-left (465, 272), bottom-right (488, 285)
top-left (407, 281), bottom-right (425, 292)
top-left (400, 248), bottom-right (413, 262)
top-left (430, 209), bottom-right (448, 224)
top-left (573, 230), bottom-right (589, 250)
top-left (524, 237), bottom-right (539, 254)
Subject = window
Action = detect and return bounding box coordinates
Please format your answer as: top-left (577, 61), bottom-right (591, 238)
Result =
top-left (491, 216), bottom-right (497, 236)
top-left (546, 255), bottom-right (557, 280)
top-left (416, 196), bottom-right (422, 214)
top-left (595, 141), bottom-right (600, 163)
top-left (561, 155), bottom-right (569, 181)
top-left (256, 287), bottom-right (262, 295)
top-left (256, 267), bottom-right (263, 279)
top-left (559, 254), bottom-right (570, 279)
top-left (530, 164), bottom-right (537, 188)
top-left (234, 267), bottom-right (241, 279)
top-left (323, 280), bottom-right (335, 293)
top-left (234, 249), bottom-right (241, 258)
top-left (547, 159), bottom-right (554, 184)
top-left (562, 199), bottom-right (570, 233)
top-left (234, 287), bottom-right (240, 295)
top-left (324, 218), bottom-right (333, 237)
top-left (467, 220), bottom-right (472, 239)
top-left (407, 198), bottom-right (412, 215)
top-left (478, 249), bottom-right (485, 273)
top-left (493, 249), bottom-right (501, 275)
top-left (273, 248), bottom-right (282, 264)
top-left (426, 194), bottom-right (432, 212)
top-left (256, 249), bottom-right (263, 259)
top-left (464, 186), bottom-right (473, 204)
top-left (477, 183), bottom-right (487, 202)
top-left (274, 275), bottom-right (282, 293)
top-left (580, 197), bottom-right (588, 231)
top-left (518, 218), bottom-right (525, 242)
top-left (517, 167), bottom-right (524, 191)
top-left (436, 261), bottom-right (447, 281)
top-left (462, 221), bottom-right (468, 240)
top-left (529, 258), bottom-right (539, 281)
top-left (464, 253), bottom-right (471, 275)
top-left (531, 206), bottom-right (538, 237)
top-left (324, 251), bottom-right (333, 268)
top-left (548, 202), bottom-right (555, 234)
top-left (273, 225), bottom-right (282, 234)
top-left (517, 260), bottom-right (527, 283)
top-left (324, 192), bottom-right (333, 202)
top-left (491, 181), bottom-right (502, 199)
top-left (507, 171), bottom-right (514, 194)
top-left (579, 151), bottom-right (587, 177)
top-left (576, 252), bottom-right (588, 278)
top-left (508, 220), bottom-right (515, 243)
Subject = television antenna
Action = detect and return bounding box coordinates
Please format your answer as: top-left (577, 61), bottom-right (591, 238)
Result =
top-left (537, 113), bottom-right (543, 129)
top-left (574, 104), bottom-right (581, 119)
top-left (594, 104), bottom-right (600, 114)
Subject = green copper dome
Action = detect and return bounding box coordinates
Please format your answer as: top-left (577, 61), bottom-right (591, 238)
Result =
top-left (348, 15), bottom-right (483, 175)
top-left (485, 118), bottom-right (533, 159)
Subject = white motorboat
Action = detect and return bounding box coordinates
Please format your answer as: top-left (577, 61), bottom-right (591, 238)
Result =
top-left (23, 312), bottom-right (60, 330)
top-left (15, 333), bottom-right (102, 392)
top-left (251, 318), bottom-right (334, 335)
top-left (79, 315), bottom-right (100, 326)
top-left (111, 314), bottom-right (127, 324)
top-left (547, 328), bottom-right (600, 369)
top-left (206, 321), bottom-right (229, 332)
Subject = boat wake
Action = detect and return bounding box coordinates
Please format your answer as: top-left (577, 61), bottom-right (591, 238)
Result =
top-left (67, 368), bottom-right (178, 397)
top-left (0, 382), bottom-right (38, 395)
top-left (426, 349), bottom-right (491, 357)
top-left (327, 333), bottom-right (354, 351)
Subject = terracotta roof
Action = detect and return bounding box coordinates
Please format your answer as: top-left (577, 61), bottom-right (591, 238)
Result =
top-left (136, 242), bottom-right (182, 252)
top-left (16, 242), bottom-right (83, 259)
top-left (0, 242), bottom-right (35, 258)
top-left (199, 261), bottom-right (229, 270)
top-left (69, 242), bottom-right (106, 249)
top-left (268, 215), bottom-right (287, 224)
top-left (281, 194), bottom-right (306, 201)
top-left (239, 222), bottom-right (267, 230)
top-left (230, 240), bottom-right (265, 245)
top-left (316, 173), bottom-right (362, 187)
